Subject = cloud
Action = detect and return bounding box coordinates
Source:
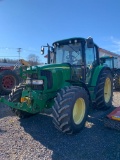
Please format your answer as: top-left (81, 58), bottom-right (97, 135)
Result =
top-left (110, 36), bottom-right (120, 53)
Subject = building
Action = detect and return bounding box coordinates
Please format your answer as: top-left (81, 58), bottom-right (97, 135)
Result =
top-left (99, 48), bottom-right (120, 58)
top-left (99, 48), bottom-right (120, 68)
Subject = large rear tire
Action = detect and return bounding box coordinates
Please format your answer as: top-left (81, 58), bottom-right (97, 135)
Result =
top-left (95, 70), bottom-right (113, 110)
top-left (9, 84), bottom-right (33, 118)
top-left (52, 86), bottom-right (89, 134)
top-left (114, 70), bottom-right (120, 90)
top-left (0, 70), bottom-right (19, 95)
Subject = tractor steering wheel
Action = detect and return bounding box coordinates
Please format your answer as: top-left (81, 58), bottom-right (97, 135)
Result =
top-left (66, 55), bottom-right (77, 63)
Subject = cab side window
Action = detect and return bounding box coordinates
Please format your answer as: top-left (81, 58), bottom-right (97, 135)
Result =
top-left (85, 45), bottom-right (96, 68)
top-left (85, 45), bottom-right (97, 83)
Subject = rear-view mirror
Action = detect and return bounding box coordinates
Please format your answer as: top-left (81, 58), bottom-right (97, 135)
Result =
top-left (41, 47), bottom-right (44, 55)
top-left (86, 37), bottom-right (94, 48)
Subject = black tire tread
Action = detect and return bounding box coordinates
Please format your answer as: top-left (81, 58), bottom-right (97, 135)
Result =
top-left (9, 83), bottom-right (33, 118)
top-left (52, 86), bottom-right (89, 134)
top-left (95, 70), bottom-right (113, 110)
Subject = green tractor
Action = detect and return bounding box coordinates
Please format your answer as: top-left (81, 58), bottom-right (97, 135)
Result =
top-left (0, 37), bottom-right (113, 134)
top-left (100, 56), bottom-right (120, 90)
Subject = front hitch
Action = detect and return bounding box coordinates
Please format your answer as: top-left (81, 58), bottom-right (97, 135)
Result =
top-left (0, 96), bottom-right (20, 109)
top-left (0, 96), bottom-right (37, 114)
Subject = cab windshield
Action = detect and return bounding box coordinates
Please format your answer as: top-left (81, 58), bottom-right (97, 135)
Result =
top-left (54, 43), bottom-right (82, 65)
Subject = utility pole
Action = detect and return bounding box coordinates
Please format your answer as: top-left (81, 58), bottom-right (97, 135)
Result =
top-left (17, 48), bottom-right (21, 60)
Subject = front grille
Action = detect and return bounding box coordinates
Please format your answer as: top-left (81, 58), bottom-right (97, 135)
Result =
top-left (27, 73), bottom-right (38, 79)
top-left (41, 70), bottom-right (53, 89)
top-left (31, 85), bottom-right (44, 90)
top-left (26, 70), bottom-right (53, 90)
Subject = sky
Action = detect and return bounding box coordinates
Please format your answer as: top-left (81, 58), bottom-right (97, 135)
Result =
top-left (0, 0), bottom-right (120, 63)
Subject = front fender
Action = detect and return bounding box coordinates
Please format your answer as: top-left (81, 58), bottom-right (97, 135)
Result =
top-left (66, 80), bottom-right (92, 102)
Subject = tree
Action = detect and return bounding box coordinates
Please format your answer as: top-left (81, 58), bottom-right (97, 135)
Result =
top-left (3, 58), bottom-right (7, 63)
top-left (27, 54), bottom-right (40, 66)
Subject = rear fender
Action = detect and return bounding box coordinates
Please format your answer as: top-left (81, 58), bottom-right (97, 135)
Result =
top-left (90, 66), bottom-right (112, 100)
top-left (90, 66), bottom-right (112, 87)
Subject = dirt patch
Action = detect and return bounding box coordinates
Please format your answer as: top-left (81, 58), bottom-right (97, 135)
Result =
top-left (112, 91), bottom-right (120, 107)
top-left (0, 92), bottom-right (120, 160)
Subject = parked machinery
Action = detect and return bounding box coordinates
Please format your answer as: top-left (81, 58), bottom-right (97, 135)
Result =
top-left (0, 66), bottom-right (19, 95)
top-left (100, 56), bottom-right (120, 90)
top-left (0, 59), bottom-right (30, 95)
top-left (0, 37), bottom-right (113, 134)
top-left (104, 106), bottom-right (120, 131)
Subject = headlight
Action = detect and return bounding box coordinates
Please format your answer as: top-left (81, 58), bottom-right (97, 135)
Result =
top-left (32, 80), bottom-right (43, 85)
top-left (26, 79), bottom-right (43, 85)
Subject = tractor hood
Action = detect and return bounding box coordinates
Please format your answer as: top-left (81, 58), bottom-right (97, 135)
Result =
top-left (27, 63), bottom-right (71, 71)
top-left (26, 63), bottom-right (71, 91)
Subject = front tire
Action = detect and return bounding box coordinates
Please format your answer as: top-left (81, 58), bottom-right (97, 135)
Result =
top-left (52, 86), bottom-right (89, 134)
top-left (95, 70), bottom-right (113, 110)
top-left (9, 84), bottom-right (33, 118)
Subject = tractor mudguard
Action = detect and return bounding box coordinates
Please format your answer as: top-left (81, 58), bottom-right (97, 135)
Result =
top-left (88, 66), bottom-right (112, 101)
top-left (66, 80), bottom-right (92, 103)
top-left (90, 66), bottom-right (112, 87)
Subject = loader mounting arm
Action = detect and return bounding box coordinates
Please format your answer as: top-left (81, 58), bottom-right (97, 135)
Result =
top-left (19, 59), bottom-right (31, 67)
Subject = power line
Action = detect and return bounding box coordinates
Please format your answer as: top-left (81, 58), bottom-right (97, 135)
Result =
top-left (0, 47), bottom-right (40, 53)
top-left (0, 56), bottom-right (18, 57)
top-left (17, 48), bottom-right (21, 60)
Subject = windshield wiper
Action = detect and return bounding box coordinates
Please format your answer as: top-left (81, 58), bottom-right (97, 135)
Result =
top-left (67, 45), bottom-right (78, 54)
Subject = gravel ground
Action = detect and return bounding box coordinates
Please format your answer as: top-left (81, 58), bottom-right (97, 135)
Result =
top-left (0, 92), bottom-right (120, 160)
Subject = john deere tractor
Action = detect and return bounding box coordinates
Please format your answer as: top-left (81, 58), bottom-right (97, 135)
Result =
top-left (100, 56), bottom-right (120, 90)
top-left (0, 37), bottom-right (113, 134)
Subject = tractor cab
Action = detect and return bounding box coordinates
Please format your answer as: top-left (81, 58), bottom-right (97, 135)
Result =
top-left (42, 37), bottom-right (100, 84)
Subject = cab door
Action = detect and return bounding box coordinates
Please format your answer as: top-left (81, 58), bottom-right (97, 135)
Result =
top-left (85, 44), bottom-right (97, 84)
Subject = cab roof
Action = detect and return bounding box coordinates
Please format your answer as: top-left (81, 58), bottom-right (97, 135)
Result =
top-left (52, 37), bottom-right (98, 47)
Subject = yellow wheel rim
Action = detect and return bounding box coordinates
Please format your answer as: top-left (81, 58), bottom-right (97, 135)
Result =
top-left (104, 78), bottom-right (111, 103)
top-left (73, 98), bottom-right (85, 125)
